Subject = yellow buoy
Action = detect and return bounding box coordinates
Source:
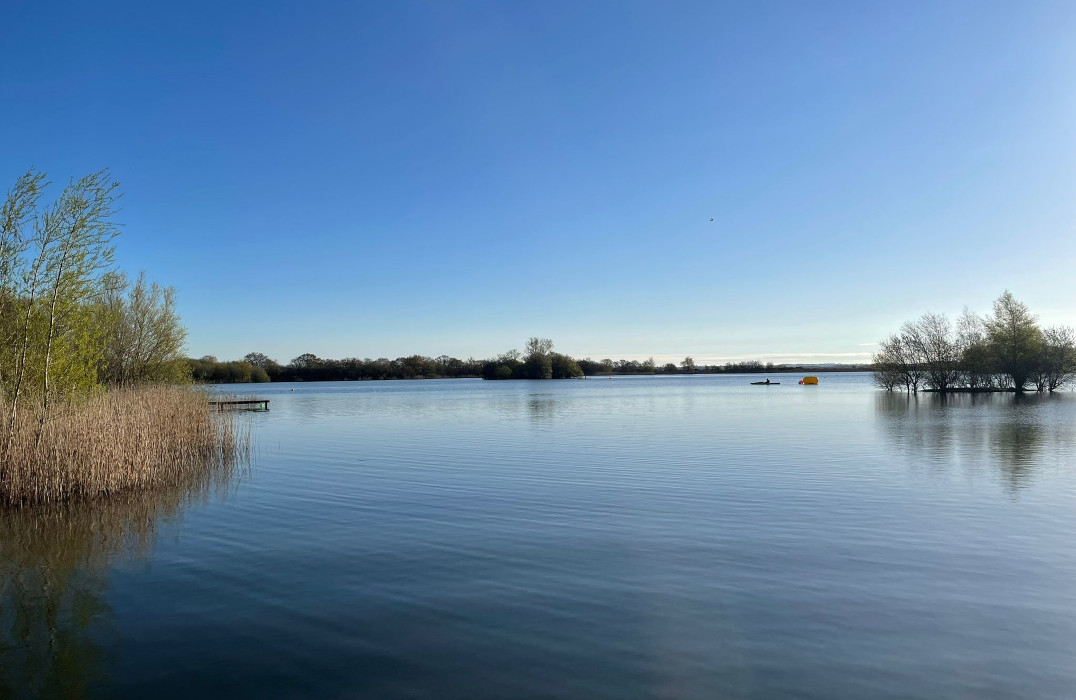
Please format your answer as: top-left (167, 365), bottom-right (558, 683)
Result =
top-left (800, 376), bottom-right (819, 385)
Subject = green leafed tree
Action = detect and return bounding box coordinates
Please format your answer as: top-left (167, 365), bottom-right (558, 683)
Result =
top-left (522, 337), bottom-right (554, 379)
top-left (550, 353), bottom-right (583, 379)
top-left (983, 291), bottom-right (1041, 391)
top-left (243, 352), bottom-right (274, 368)
top-left (95, 271), bottom-right (189, 386)
top-left (38, 171), bottom-right (120, 410)
top-left (523, 353), bottom-right (553, 379)
top-left (524, 337), bottom-right (553, 357)
top-left (0, 171), bottom-right (45, 392)
top-left (1, 170), bottom-right (127, 444)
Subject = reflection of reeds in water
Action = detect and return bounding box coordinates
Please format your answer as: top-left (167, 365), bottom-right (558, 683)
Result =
top-left (0, 386), bottom-right (249, 506)
top-left (0, 436), bottom-right (247, 699)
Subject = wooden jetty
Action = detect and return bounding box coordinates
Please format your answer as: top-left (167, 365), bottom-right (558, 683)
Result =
top-left (209, 398), bottom-right (270, 411)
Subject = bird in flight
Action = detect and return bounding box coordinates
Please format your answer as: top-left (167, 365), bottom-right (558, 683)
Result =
top-left (709, 217), bottom-right (714, 222)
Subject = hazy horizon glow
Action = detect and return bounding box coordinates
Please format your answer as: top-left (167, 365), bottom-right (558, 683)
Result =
top-left (3, 1), bottom-right (1075, 365)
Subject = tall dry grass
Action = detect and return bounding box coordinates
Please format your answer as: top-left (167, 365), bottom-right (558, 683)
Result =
top-left (0, 385), bottom-right (248, 506)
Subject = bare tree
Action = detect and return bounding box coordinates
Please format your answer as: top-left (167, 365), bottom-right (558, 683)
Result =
top-left (902, 312), bottom-right (960, 393)
top-left (871, 359), bottom-right (902, 391)
top-left (956, 307), bottom-right (994, 389)
top-left (873, 333), bottom-right (923, 392)
top-left (1035, 326), bottom-right (1076, 392)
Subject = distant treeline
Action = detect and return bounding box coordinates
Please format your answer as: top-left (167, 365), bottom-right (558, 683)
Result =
top-left (187, 339), bottom-right (853, 383)
top-left (187, 353), bottom-right (483, 383)
top-left (873, 291), bottom-right (1076, 393)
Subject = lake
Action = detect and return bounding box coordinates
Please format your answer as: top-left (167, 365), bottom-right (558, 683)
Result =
top-left (2, 373), bottom-right (1075, 699)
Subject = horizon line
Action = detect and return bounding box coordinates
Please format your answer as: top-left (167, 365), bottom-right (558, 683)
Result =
top-left (194, 349), bottom-right (875, 366)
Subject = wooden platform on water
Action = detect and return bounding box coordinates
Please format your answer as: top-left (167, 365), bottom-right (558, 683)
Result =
top-left (209, 398), bottom-right (270, 411)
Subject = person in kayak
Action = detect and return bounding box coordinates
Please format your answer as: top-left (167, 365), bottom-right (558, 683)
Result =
top-left (764, 378), bottom-right (771, 384)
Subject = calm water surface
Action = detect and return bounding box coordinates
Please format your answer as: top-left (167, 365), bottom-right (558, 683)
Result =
top-left (2, 373), bottom-right (1076, 698)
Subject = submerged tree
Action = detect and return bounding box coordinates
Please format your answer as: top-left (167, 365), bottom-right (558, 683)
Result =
top-left (1034, 326), bottom-right (1076, 392)
top-left (983, 291), bottom-right (1041, 391)
top-left (872, 332), bottom-right (923, 392)
top-left (901, 312), bottom-right (960, 392)
top-left (956, 307), bottom-right (994, 389)
top-left (873, 292), bottom-right (1071, 394)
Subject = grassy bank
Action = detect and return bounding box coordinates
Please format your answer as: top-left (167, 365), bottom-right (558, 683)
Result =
top-left (0, 386), bottom-right (248, 507)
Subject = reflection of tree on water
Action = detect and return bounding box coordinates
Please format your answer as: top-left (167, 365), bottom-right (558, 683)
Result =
top-left (527, 395), bottom-right (558, 422)
top-left (874, 392), bottom-right (1059, 494)
top-left (0, 461), bottom-right (244, 699)
top-left (990, 419), bottom-right (1044, 491)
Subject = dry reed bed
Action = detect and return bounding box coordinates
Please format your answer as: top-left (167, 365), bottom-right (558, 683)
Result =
top-left (0, 386), bottom-right (248, 506)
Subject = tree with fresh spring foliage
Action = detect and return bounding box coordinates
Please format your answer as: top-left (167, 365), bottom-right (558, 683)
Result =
top-left (0, 169), bottom-right (190, 458)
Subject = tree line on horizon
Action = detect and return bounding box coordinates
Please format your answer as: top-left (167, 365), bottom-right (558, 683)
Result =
top-left (187, 340), bottom-right (830, 384)
top-left (872, 291), bottom-right (1076, 393)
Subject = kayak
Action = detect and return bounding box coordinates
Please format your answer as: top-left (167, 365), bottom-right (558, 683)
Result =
top-left (750, 382), bottom-right (780, 385)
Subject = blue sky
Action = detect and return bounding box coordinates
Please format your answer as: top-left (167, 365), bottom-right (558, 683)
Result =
top-left (3, 1), bottom-right (1074, 364)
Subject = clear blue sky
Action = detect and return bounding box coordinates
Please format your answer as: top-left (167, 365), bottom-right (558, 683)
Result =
top-left (3, 1), bottom-right (1074, 364)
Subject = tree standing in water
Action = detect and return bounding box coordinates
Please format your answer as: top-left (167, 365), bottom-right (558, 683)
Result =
top-left (984, 291), bottom-right (1041, 391)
